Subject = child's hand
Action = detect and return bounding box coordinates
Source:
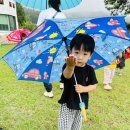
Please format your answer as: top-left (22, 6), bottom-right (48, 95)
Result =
top-left (118, 53), bottom-right (122, 58)
top-left (65, 54), bottom-right (76, 68)
top-left (75, 84), bottom-right (85, 93)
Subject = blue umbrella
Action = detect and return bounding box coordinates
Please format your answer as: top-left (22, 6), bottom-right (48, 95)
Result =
top-left (2, 16), bottom-right (130, 84)
top-left (16, 0), bottom-right (81, 10)
top-left (2, 16), bottom-right (130, 122)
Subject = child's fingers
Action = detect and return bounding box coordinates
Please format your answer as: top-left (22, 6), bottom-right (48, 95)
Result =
top-left (75, 88), bottom-right (80, 93)
top-left (75, 84), bottom-right (84, 93)
top-left (64, 56), bottom-right (68, 61)
top-left (69, 54), bottom-right (76, 59)
top-left (74, 85), bottom-right (80, 92)
top-left (64, 55), bottom-right (76, 61)
top-left (69, 55), bottom-right (74, 61)
top-left (66, 56), bottom-right (76, 63)
top-left (69, 55), bottom-right (77, 62)
top-left (64, 57), bottom-right (69, 61)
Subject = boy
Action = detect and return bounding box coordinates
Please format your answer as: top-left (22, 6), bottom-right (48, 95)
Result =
top-left (58, 34), bottom-right (98, 130)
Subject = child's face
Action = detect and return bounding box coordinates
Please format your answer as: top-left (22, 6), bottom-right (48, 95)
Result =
top-left (70, 45), bottom-right (91, 67)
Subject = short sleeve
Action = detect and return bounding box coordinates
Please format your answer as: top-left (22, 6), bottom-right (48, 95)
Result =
top-left (88, 67), bottom-right (98, 85)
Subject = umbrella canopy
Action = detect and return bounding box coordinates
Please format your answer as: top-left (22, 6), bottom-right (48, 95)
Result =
top-left (7, 29), bottom-right (31, 42)
top-left (16, 0), bottom-right (81, 11)
top-left (2, 17), bottom-right (130, 83)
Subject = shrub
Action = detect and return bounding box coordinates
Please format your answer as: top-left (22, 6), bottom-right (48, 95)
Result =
top-left (21, 21), bottom-right (36, 31)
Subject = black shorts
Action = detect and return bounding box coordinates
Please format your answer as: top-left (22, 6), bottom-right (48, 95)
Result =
top-left (116, 63), bottom-right (125, 69)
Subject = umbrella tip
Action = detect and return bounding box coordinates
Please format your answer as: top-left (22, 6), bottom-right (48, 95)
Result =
top-left (62, 37), bottom-right (67, 41)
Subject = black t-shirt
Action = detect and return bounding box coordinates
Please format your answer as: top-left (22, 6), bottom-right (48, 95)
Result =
top-left (58, 64), bottom-right (98, 110)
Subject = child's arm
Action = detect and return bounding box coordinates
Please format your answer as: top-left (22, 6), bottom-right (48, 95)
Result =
top-left (75, 84), bottom-right (97, 93)
top-left (63, 55), bottom-right (76, 79)
top-left (118, 53), bottom-right (122, 58)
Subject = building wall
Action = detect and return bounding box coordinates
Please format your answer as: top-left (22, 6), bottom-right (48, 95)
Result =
top-left (0, 0), bottom-right (18, 35)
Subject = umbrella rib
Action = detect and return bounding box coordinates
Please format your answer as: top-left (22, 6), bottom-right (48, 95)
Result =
top-left (67, 21), bottom-right (88, 36)
top-left (94, 51), bottom-right (111, 65)
top-left (48, 43), bottom-right (65, 82)
top-left (33, 0), bottom-right (36, 10)
top-left (26, 0), bottom-right (29, 7)
top-left (64, 0), bottom-right (70, 9)
top-left (55, 46), bottom-right (66, 57)
top-left (70, 0), bottom-right (76, 7)
top-left (41, 0), bottom-right (43, 10)
top-left (49, 20), bottom-right (64, 39)
top-left (19, 0), bottom-right (23, 3)
top-left (75, 0), bottom-right (80, 5)
top-left (46, 0), bottom-right (47, 9)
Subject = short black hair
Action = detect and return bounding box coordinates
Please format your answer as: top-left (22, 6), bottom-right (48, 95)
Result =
top-left (21, 33), bottom-right (26, 40)
top-left (48, 0), bottom-right (61, 12)
top-left (70, 34), bottom-right (95, 54)
top-left (21, 33), bottom-right (26, 37)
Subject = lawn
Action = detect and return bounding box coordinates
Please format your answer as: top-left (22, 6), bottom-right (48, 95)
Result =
top-left (0, 45), bottom-right (130, 130)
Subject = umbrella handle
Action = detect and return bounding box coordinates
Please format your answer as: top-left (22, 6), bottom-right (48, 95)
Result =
top-left (74, 74), bottom-right (87, 122)
top-left (79, 102), bottom-right (87, 122)
top-left (74, 74), bottom-right (82, 102)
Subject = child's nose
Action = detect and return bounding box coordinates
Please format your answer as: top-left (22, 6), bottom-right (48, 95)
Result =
top-left (78, 54), bottom-right (83, 59)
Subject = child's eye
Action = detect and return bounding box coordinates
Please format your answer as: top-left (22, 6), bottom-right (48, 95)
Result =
top-left (84, 53), bottom-right (88, 55)
top-left (75, 52), bottom-right (79, 54)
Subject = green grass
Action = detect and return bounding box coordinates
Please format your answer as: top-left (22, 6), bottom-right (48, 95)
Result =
top-left (0, 45), bottom-right (130, 130)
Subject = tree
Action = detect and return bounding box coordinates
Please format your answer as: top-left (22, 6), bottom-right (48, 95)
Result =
top-left (104, 0), bottom-right (130, 15)
top-left (16, 2), bottom-right (27, 27)
top-left (21, 21), bottom-right (36, 31)
top-left (24, 8), bottom-right (40, 24)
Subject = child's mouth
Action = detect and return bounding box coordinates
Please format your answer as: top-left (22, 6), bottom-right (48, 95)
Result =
top-left (77, 62), bottom-right (85, 67)
top-left (77, 62), bottom-right (82, 64)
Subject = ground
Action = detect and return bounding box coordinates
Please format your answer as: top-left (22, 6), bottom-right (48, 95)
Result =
top-left (0, 45), bottom-right (130, 130)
